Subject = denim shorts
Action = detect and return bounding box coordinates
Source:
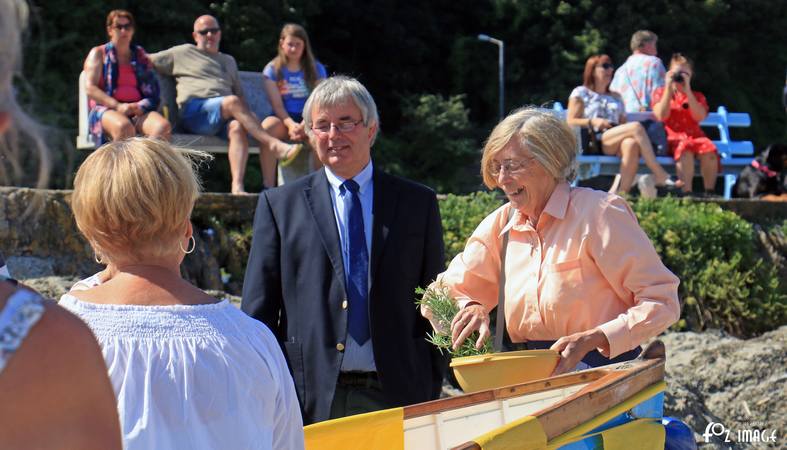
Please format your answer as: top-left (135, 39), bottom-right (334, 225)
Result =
top-left (180, 97), bottom-right (228, 137)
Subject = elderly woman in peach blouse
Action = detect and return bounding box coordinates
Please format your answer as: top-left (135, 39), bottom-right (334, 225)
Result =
top-left (425, 107), bottom-right (680, 375)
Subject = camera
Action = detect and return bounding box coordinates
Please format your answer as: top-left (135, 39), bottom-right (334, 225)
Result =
top-left (672, 72), bottom-right (685, 83)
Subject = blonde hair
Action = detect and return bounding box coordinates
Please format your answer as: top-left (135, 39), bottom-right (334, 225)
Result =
top-left (480, 107), bottom-right (578, 189)
top-left (669, 52), bottom-right (693, 70)
top-left (71, 138), bottom-right (211, 263)
top-left (0, 0), bottom-right (51, 188)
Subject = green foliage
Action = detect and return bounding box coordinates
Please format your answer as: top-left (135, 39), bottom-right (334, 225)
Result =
top-left (633, 198), bottom-right (786, 337)
top-left (375, 94), bottom-right (480, 194)
top-left (415, 284), bottom-right (493, 357)
top-left (438, 190), bottom-right (504, 263)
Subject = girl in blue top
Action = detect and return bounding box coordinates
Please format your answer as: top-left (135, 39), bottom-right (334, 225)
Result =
top-left (262, 24), bottom-right (327, 167)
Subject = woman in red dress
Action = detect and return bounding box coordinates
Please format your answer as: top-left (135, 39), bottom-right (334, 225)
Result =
top-left (653, 53), bottom-right (718, 196)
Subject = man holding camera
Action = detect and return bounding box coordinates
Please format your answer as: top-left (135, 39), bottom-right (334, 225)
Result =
top-left (610, 30), bottom-right (666, 113)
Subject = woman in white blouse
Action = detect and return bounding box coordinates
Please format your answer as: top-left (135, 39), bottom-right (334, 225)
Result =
top-left (60, 138), bottom-right (304, 450)
top-left (567, 54), bottom-right (678, 195)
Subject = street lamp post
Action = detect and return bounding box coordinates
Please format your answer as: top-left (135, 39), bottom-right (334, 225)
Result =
top-left (478, 34), bottom-right (504, 121)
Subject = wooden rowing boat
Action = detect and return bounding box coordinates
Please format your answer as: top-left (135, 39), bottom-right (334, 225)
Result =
top-left (305, 341), bottom-right (668, 450)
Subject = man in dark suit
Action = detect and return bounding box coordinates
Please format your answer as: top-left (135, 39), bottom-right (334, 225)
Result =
top-left (242, 76), bottom-right (447, 425)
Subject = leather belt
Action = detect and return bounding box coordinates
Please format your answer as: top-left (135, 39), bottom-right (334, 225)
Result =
top-left (337, 371), bottom-right (380, 389)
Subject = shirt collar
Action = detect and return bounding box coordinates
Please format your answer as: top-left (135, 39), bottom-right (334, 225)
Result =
top-left (499, 181), bottom-right (571, 236)
top-left (324, 160), bottom-right (374, 194)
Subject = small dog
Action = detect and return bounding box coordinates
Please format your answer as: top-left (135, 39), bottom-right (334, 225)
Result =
top-left (733, 143), bottom-right (787, 198)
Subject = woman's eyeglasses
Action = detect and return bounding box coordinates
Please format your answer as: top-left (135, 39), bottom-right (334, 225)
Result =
top-left (600, 63), bottom-right (615, 70)
top-left (311, 120), bottom-right (363, 137)
top-left (112, 23), bottom-right (133, 31)
top-left (488, 157), bottom-right (537, 176)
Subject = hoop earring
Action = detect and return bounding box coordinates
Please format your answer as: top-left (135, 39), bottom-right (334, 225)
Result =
top-left (94, 252), bottom-right (105, 265)
top-left (179, 236), bottom-right (196, 254)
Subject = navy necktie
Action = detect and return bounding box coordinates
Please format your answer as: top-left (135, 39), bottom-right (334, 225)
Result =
top-left (341, 179), bottom-right (370, 344)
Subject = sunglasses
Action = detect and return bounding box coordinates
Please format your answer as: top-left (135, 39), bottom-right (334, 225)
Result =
top-left (112, 23), bottom-right (133, 31)
top-left (599, 63), bottom-right (614, 70)
top-left (197, 27), bottom-right (221, 36)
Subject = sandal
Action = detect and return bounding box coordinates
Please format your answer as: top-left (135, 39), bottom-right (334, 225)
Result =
top-left (656, 176), bottom-right (679, 188)
top-left (279, 143), bottom-right (303, 168)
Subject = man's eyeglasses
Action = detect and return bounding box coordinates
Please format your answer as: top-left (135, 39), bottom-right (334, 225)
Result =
top-left (600, 63), bottom-right (614, 70)
top-left (112, 23), bottom-right (133, 31)
top-left (488, 157), bottom-right (537, 176)
top-left (197, 27), bottom-right (221, 36)
top-left (311, 120), bottom-right (363, 137)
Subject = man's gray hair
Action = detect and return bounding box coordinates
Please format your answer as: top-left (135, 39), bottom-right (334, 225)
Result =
top-left (630, 30), bottom-right (658, 52)
top-left (303, 75), bottom-right (380, 145)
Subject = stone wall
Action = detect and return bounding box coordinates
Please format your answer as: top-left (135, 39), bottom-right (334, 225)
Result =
top-left (0, 187), bottom-right (259, 294)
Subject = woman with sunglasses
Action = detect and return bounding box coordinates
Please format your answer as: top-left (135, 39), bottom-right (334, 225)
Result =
top-left (262, 24), bottom-right (327, 171)
top-left (84, 9), bottom-right (170, 144)
top-left (567, 54), bottom-right (677, 195)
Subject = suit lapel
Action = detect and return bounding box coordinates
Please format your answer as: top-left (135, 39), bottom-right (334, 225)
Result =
top-left (304, 172), bottom-right (346, 292)
top-left (370, 169), bottom-right (398, 290)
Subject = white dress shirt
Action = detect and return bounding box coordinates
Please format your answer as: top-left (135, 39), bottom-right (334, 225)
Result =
top-left (324, 161), bottom-right (377, 372)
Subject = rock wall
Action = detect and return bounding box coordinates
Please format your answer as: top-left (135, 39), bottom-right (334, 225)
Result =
top-left (662, 327), bottom-right (786, 449)
top-left (0, 187), bottom-right (259, 294)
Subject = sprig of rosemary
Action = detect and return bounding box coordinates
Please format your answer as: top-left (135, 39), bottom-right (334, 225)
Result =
top-left (416, 283), bottom-right (492, 357)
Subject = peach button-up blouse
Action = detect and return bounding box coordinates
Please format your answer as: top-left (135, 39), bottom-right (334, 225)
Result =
top-left (436, 183), bottom-right (680, 358)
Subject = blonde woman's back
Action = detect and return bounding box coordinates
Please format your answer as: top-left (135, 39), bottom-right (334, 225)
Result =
top-left (59, 292), bottom-right (305, 450)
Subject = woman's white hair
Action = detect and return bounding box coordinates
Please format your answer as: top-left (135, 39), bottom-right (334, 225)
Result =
top-left (480, 107), bottom-right (578, 189)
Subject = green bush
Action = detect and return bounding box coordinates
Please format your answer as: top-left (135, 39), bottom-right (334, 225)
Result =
top-left (438, 190), bottom-right (504, 263)
top-left (436, 193), bottom-right (786, 337)
top-left (375, 94), bottom-right (481, 194)
top-left (633, 198), bottom-right (786, 337)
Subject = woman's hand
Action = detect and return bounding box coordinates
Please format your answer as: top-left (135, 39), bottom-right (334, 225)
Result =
top-left (450, 302), bottom-right (491, 350)
top-left (549, 328), bottom-right (609, 375)
top-left (664, 69), bottom-right (678, 94)
top-left (116, 103), bottom-right (134, 116)
top-left (420, 304), bottom-right (447, 334)
top-left (590, 117), bottom-right (613, 131)
top-left (288, 121), bottom-right (307, 142)
top-left (682, 71), bottom-right (693, 90)
top-left (116, 103), bottom-right (142, 117)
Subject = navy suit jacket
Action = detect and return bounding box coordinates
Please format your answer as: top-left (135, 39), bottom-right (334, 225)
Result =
top-left (241, 168), bottom-right (447, 424)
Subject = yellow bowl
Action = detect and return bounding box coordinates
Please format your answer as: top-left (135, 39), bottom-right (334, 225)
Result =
top-left (450, 349), bottom-right (560, 393)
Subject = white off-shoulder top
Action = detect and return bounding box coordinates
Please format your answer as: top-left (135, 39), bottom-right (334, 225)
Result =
top-left (59, 294), bottom-right (304, 450)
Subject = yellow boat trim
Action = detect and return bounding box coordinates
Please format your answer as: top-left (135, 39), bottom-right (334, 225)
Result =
top-left (473, 380), bottom-right (666, 450)
top-left (601, 418), bottom-right (666, 450)
top-left (546, 380), bottom-right (667, 449)
top-left (304, 407), bottom-right (404, 450)
top-left (476, 414), bottom-right (548, 450)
